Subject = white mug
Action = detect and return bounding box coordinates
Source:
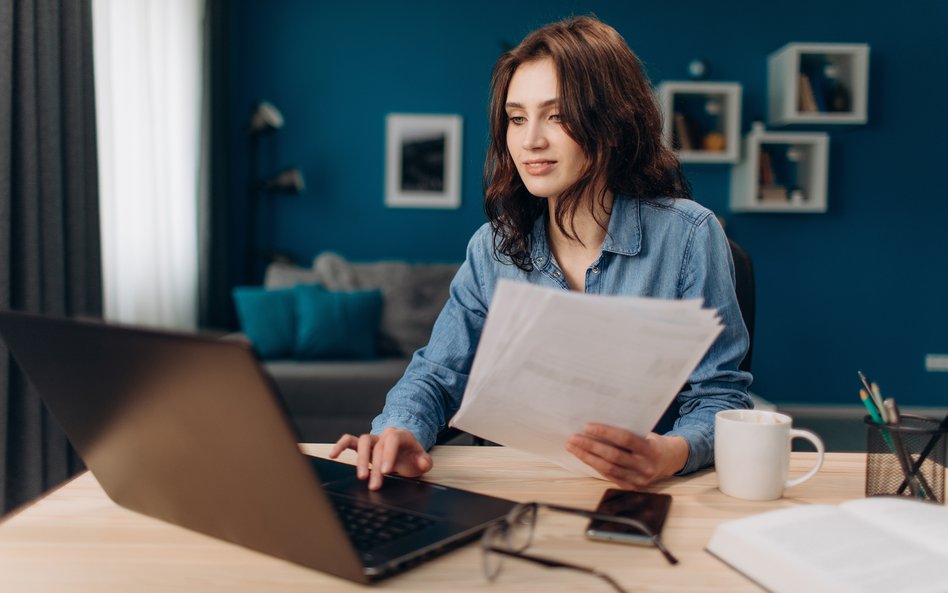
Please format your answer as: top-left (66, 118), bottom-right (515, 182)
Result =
top-left (714, 409), bottom-right (825, 501)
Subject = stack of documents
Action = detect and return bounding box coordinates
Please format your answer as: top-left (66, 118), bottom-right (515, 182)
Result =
top-left (450, 280), bottom-right (723, 478)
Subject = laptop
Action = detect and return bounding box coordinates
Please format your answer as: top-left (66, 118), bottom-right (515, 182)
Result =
top-left (0, 311), bottom-right (516, 584)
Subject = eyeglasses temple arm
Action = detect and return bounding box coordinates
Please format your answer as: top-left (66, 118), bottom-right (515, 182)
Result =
top-left (486, 547), bottom-right (630, 593)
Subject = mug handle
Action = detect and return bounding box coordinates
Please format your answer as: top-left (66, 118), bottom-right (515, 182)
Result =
top-left (785, 429), bottom-right (825, 489)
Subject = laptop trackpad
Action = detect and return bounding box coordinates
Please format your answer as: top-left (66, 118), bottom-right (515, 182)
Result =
top-left (306, 456), bottom-right (436, 508)
top-left (325, 473), bottom-right (446, 511)
top-left (307, 455), bottom-right (359, 484)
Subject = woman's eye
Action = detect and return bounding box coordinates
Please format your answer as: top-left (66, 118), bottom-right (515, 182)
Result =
top-left (509, 116), bottom-right (526, 125)
top-left (549, 113), bottom-right (562, 123)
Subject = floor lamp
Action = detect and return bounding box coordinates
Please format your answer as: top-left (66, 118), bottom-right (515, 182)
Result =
top-left (245, 102), bottom-right (306, 284)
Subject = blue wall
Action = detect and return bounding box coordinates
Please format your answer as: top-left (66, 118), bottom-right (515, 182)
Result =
top-left (226, 0), bottom-right (948, 407)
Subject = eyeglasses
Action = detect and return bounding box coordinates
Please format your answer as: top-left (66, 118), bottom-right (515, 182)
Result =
top-left (481, 502), bottom-right (678, 593)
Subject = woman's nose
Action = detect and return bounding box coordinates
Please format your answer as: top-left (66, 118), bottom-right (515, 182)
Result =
top-left (522, 121), bottom-right (548, 150)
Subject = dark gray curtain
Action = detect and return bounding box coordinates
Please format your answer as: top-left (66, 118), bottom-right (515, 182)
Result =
top-left (0, 0), bottom-right (102, 514)
top-left (198, 0), bottom-right (234, 331)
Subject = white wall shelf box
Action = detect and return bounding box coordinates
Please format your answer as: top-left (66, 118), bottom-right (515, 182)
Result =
top-left (768, 42), bottom-right (869, 126)
top-left (657, 81), bottom-right (742, 163)
top-left (730, 125), bottom-right (829, 213)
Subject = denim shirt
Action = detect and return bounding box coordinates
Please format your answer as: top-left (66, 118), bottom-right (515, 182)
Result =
top-left (372, 195), bottom-right (753, 475)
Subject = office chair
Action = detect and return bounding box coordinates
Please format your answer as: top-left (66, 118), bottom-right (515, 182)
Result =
top-left (728, 238), bottom-right (755, 374)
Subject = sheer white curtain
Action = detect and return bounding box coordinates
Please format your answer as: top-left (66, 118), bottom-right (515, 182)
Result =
top-left (93, 0), bottom-right (204, 330)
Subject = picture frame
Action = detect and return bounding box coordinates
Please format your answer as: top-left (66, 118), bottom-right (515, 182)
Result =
top-left (385, 114), bottom-right (462, 209)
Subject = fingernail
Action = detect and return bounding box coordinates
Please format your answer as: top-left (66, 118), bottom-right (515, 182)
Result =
top-left (381, 461), bottom-right (392, 473)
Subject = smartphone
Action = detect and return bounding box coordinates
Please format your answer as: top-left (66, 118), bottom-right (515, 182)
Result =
top-left (584, 489), bottom-right (672, 546)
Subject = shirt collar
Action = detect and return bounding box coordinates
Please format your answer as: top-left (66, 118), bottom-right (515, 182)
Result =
top-left (530, 195), bottom-right (642, 262)
top-left (602, 195), bottom-right (642, 256)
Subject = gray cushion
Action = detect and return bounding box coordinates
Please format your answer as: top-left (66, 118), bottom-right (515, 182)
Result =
top-left (310, 253), bottom-right (459, 356)
top-left (264, 261), bottom-right (322, 287)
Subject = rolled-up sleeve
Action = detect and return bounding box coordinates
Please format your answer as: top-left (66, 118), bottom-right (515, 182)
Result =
top-left (371, 229), bottom-right (492, 449)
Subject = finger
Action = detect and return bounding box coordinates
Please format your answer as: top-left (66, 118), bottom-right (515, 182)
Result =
top-left (583, 423), bottom-right (646, 450)
top-left (380, 432), bottom-right (401, 474)
top-left (390, 432), bottom-right (431, 477)
top-left (369, 437), bottom-right (386, 491)
top-left (567, 442), bottom-right (646, 488)
top-left (399, 449), bottom-right (432, 477)
top-left (568, 434), bottom-right (641, 470)
top-left (329, 434), bottom-right (357, 458)
top-left (414, 450), bottom-right (433, 473)
top-left (356, 434), bottom-right (374, 480)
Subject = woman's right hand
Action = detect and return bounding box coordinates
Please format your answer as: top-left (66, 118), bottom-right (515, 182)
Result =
top-left (329, 428), bottom-right (433, 490)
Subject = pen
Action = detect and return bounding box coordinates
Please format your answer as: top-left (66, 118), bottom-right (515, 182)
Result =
top-left (860, 389), bottom-right (887, 431)
top-left (858, 371), bottom-right (884, 417)
top-left (882, 397), bottom-right (900, 425)
top-left (882, 397), bottom-right (930, 499)
top-left (857, 370), bottom-right (872, 392)
top-left (871, 383), bottom-right (887, 423)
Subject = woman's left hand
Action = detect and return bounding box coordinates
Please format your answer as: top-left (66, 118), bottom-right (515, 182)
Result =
top-left (566, 423), bottom-right (689, 489)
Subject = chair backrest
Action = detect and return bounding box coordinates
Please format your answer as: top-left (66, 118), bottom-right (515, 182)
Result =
top-left (728, 238), bottom-right (755, 373)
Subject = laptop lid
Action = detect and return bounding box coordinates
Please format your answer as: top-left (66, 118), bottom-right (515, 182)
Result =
top-left (0, 311), bottom-right (507, 584)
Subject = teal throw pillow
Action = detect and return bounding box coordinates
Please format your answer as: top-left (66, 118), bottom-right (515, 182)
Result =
top-left (294, 284), bottom-right (383, 360)
top-left (232, 286), bottom-right (297, 359)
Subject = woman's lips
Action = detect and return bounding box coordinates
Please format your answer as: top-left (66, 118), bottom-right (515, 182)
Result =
top-left (523, 160), bottom-right (556, 175)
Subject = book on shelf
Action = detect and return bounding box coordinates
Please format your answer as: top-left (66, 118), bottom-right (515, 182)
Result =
top-left (706, 496), bottom-right (948, 593)
top-left (798, 73), bottom-right (819, 112)
top-left (758, 149), bottom-right (776, 187)
top-left (673, 112), bottom-right (694, 151)
top-left (802, 62), bottom-right (832, 112)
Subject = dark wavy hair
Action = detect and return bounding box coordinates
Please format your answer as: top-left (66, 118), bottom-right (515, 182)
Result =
top-left (483, 16), bottom-right (691, 270)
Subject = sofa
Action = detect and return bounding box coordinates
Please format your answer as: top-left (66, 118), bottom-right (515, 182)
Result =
top-left (255, 252), bottom-right (461, 442)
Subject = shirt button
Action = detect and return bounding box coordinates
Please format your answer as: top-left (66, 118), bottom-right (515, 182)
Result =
top-left (592, 266), bottom-right (600, 274)
top-left (535, 257), bottom-right (545, 264)
top-left (553, 271), bottom-right (562, 278)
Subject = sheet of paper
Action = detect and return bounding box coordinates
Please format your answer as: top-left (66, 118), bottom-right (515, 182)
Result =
top-left (451, 280), bottom-right (723, 478)
top-left (709, 501), bottom-right (948, 593)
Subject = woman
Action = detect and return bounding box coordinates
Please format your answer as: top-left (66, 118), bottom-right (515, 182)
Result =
top-left (331, 16), bottom-right (752, 490)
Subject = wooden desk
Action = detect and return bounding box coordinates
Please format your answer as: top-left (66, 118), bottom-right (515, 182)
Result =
top-left (0, 446), bottom-right (864, 592)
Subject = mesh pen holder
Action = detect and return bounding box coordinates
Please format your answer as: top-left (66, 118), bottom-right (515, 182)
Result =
top-left (865, 414), bottom-right (947, 504)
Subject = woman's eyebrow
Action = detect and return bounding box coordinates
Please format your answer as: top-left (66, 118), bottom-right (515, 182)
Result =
top-left (505, 98), bottom-right (560, 110)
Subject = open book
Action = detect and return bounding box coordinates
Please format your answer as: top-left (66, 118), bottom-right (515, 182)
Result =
top-left (706, 497), bottom-right (948, 593)
top-left (449, 280), bottom-right (723, 478)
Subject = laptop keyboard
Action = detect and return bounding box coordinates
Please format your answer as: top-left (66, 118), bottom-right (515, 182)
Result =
top-left (332, 497), bottom-right (434, 552)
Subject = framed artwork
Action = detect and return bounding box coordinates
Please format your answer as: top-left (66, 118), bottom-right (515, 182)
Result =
top-left (385, 114), bottom-right (462, 209)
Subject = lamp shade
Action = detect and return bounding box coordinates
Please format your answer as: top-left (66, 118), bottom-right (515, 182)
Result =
top-left (248, 101), bottom-right (284, 135)
top-left (263, 168), bottom-right (305, 194)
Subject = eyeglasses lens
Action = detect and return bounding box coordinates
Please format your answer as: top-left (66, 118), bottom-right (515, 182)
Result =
top-left (482, 523), bottom-right (506, 580)
top-left (505, 504), bottom-right (537, 552)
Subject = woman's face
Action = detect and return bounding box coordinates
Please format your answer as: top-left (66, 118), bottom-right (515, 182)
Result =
top-left (505, 58), bottom-right (586, 201)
